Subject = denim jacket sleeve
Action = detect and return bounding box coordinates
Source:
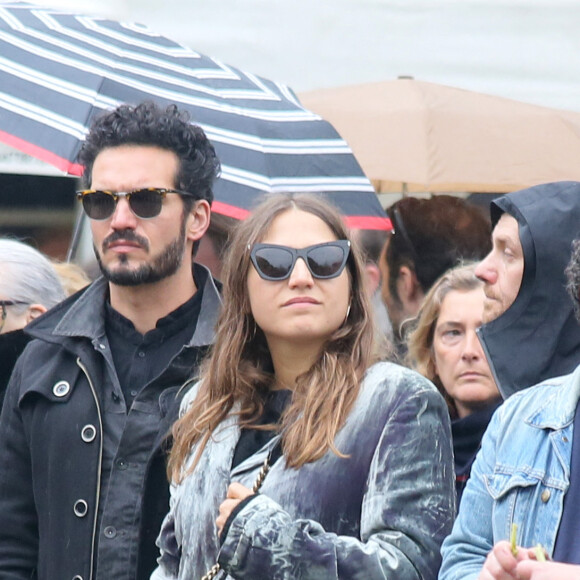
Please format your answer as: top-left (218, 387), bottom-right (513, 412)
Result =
top-left (439, 373), bottom-right (578, 580)
top-left (218, 386), bottom-right (455, 580)
top-left (438, 406), bottom-right (502, 580)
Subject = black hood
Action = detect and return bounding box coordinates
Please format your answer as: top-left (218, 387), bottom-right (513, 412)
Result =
top-left (478, 181), bottom-right (580, 399)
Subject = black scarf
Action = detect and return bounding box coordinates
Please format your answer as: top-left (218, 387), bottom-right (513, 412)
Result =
top-left (0, 329), bottom-right (32, 409)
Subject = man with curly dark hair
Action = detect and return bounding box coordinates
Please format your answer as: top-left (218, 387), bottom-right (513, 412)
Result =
top-left (0, 102), bottom-right (222, 580)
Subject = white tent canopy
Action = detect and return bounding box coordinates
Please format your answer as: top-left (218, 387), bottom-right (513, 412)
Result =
top-left (0, 143), bottom-right (65, 176)
top-left (25, 0), bottom-right (580, 112)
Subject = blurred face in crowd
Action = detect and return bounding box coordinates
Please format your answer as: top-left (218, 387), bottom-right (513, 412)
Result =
top-left (0, 296), bottom-right (45, 335)
top-left (379, 238), bottom-right (402, 330)
top-left (433, 287), bottom-right (499, 418)
top-left (475, 214), bottom-right (524, 324)
top-left (378, 236), bottom-right (423, 338)
top-left (0, 301), bottom-right (28, 334)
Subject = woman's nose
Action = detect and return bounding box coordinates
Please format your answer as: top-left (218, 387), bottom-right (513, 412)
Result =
top-left (288, 257), bottom-right (314, 287)
top-left (462, 330), bottom-right (483, 360)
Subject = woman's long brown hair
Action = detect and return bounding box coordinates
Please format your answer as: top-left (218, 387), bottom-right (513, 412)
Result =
top-left (169, 193), bottom-right (378, 483)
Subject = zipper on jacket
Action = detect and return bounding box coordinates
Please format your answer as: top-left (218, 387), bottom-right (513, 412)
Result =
top-left (77, 357), bottom-right (104, 580)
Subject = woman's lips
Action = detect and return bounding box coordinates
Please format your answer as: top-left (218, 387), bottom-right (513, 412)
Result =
top-left (458, 371), bottom-right (487, 380)
top-left (283, 296), bottom-right (320, 306)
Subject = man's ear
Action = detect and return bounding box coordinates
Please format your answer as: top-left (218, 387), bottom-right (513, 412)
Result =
top-left (26, 304), bottom-right (47, 324)
top-left (186, 200), bottom-right (211, 242)
top-left (396, 265), bottom-right (424, 319)
top-left (363, 263), bottom-right (381, 296)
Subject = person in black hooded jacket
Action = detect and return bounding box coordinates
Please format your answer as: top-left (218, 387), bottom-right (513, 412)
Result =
top-left (475, 180), bottom-right (580, 399)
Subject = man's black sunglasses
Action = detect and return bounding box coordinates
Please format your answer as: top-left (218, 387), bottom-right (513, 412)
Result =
top-left (249, 240), bottom-right (351, 281)
top-left (76, 187), bottom-right (197, 220)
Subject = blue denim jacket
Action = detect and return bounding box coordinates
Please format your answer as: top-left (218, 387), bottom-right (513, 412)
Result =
top-left (439, 365), bottom-right (580, 580)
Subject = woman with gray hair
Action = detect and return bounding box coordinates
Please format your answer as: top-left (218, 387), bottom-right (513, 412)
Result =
top-left (0, 239), bottom-right (67, 406)
top-left (0, 238), bottom-right (66, 333)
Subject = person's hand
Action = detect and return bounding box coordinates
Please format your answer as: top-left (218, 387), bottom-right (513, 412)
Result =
top-left (478, 541), bottom-right (531, 580)
top-left (216, 482), bottom-right (254, 535)
top-left (516, 560), bottom-right (580, 580)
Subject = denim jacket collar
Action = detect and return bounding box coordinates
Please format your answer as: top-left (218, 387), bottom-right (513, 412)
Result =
top-left (525, 365), bottom-right (580, 431)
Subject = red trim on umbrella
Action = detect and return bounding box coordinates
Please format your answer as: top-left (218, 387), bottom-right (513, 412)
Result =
top-left (0, 130), bottom-right (84, 176)
top-left (345, 216), bottom-right (392, 230)
top-left (211, 200), bottom-right (392, 231)
top-left (210, 201), bottom-right (250, 220)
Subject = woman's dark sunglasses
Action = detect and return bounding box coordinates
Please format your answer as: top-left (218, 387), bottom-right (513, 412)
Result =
top-left (249, 240), bottom-right (351, 281)
top-left (76, 187), bottom-right (196, 220)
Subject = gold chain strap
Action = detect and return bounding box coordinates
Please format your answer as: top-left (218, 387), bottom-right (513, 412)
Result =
top-left (200, 455), bottom-right (271, 580)
top-left (201, 563), bottom-right (222, 580)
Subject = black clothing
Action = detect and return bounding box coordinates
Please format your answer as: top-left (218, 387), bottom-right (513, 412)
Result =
top-left (478, 181), bottom-right (580, 398)
top-left (553, 397), bottom-right (580, 564)
top-left (231, 388), bottom-right (291, 469)
top-left (97, 282), bottom-right (205, 576)
top-left (452, 400), bottom-right (501, 505)
top-left (0, 329), bottom-right (31, 409)
top-left (105, 286), bottom-right (203, 407)
top-left (0, 264), bottom-right (221, 580)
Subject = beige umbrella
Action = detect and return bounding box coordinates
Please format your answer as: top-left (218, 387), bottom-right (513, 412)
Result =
top-left (299, 78), bottom-right (580, 194)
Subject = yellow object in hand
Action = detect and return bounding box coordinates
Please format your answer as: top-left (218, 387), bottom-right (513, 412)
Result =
top-left (510, 523), bottom-right (518, 557)
top-left (534, 544), bottom-right (546, 562)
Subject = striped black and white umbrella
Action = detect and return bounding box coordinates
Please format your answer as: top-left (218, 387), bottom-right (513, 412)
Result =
top-left (0, 1), bottom-right (389, 229)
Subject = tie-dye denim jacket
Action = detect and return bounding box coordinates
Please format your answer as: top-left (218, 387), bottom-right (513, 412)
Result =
top-left (152, 362), bottom-right (455, 580)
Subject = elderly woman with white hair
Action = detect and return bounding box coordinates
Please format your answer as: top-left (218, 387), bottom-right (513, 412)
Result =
top-left (0, 238), bottom-right (67, 406)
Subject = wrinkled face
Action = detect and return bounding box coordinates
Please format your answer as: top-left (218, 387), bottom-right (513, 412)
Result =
top-left (89, 145), bottom-right (194, 286)
top-left (247, 209), bottom-right (351, 352)
top-left (474, 214), bottom-right (524, 324)
top-left (433, 288), bottom-right (500, 418)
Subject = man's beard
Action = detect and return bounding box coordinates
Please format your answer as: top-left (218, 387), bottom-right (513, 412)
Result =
top-left (95, 219), bottom-right (188, 286)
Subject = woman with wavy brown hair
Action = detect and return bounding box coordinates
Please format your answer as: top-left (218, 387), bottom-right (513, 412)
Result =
top-left (406, 262), bottom-right (501, 504)
top-left (153, 193), bottom-right (455, 580)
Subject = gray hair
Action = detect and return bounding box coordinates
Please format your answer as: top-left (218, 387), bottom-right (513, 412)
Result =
top-left (0, 239), bottom-right (67, 314)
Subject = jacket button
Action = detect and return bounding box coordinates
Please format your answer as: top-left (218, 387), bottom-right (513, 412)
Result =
top-left (541, 489), bottom-right (551, 503)
top-left (73, 499), bottom-right (89, 518)
top-left (104, 526), bottom-right (117, 539)
top-left (81, 424), bottom-right (97, 443)
top-left (53, 381), bottom-right (71, 397)
top-left (72, 576), bottom-right (83, 580)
